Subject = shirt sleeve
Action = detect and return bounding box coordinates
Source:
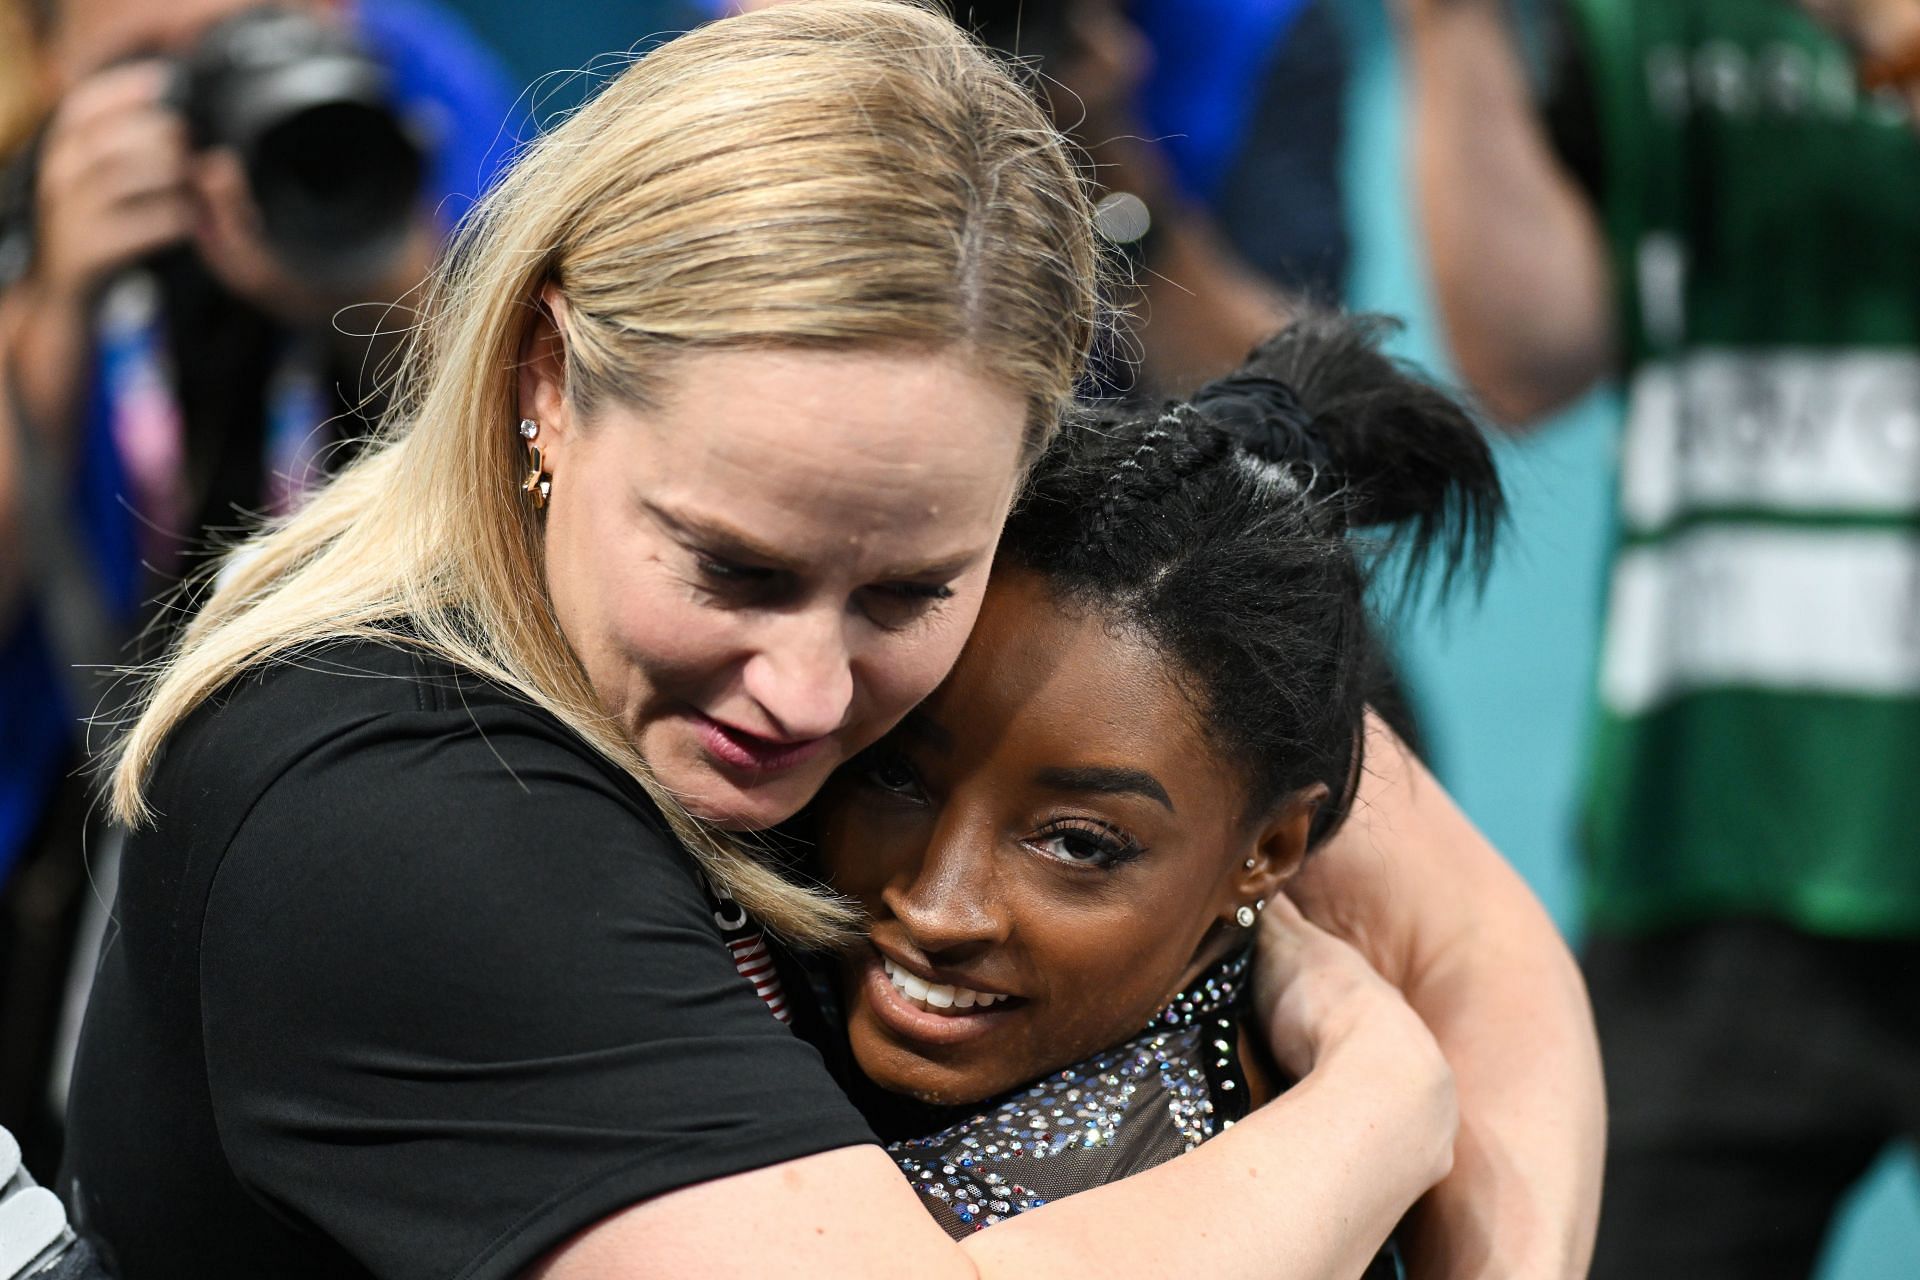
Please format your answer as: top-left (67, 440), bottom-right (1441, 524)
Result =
top-left (198, 692), bottom-right (875, 1280)
top-left (1542, 0), bottom-right (1606, 209)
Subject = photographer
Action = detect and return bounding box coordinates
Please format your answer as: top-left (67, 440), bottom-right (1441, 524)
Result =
top-left (0, 0), bottom-right (520, 1177)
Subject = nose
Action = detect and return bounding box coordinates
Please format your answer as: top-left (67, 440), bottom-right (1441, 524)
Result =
top-left (740, 605), bottom-right (855, 740)
top-left (883, 807), bottom-right (1009, 964)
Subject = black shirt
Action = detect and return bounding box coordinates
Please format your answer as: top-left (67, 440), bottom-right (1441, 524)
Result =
top-left (59, 638), bottom-right (874, 1279)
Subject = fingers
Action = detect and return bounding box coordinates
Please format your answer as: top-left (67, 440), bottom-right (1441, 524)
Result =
top-left (45, 61), bottom-right (175, 138)
top-left (33, 62), bottom-right (192, 299)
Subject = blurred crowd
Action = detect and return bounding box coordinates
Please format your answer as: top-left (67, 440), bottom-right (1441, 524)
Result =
top-left (2, 1), bottom-right (1917, 1276)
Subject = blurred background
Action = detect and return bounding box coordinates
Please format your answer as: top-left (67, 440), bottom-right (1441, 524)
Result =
top-left (2, 0), bottom-right (1916, 1274)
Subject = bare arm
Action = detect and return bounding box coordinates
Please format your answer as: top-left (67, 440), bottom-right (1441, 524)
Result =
top-left (1285, 714), bottom-right (1604, 1279)
top-left (534, 900), bottom-right (1457, 1280)
top-left (1401, 0), bottom-right (1615, 426)
top-left (1097, 132), bottom-right (1298, 392)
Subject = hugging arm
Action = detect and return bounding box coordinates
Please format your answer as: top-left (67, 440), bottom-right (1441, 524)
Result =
top-left (1285, 713), bottom-right (1605, 1279)
top-left (538, 897), bottom-right (1455, 1280)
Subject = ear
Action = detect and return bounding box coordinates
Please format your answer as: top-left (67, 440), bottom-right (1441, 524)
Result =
top-left (517, 284), bottom-right (575, 457)
top-left (1227, 782), bottom-right (1330, 914)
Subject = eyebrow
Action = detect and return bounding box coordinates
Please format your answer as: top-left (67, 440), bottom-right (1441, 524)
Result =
top-left (1033, 766), bottom-right (1175, 813)
top-left (643, 499), bottom-right (979, 581)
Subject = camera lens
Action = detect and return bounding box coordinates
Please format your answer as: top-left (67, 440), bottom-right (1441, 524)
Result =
top-left (250, 100), bottom-right (424, 289)
top-left (180, 7), bottom-right (427, 291)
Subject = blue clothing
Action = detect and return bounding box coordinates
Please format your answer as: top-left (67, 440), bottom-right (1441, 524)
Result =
top-left (1130, 0), bottom-right (1312, 201)
top-left (0, 0), bottom-right (523, 886)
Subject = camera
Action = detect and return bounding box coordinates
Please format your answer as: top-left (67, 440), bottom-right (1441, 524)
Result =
top-left (171, 5), bottom-right (426, 291)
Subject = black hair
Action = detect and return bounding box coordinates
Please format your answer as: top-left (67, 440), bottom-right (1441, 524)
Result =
top-left (1000, 310), bottom-right (1503, 844)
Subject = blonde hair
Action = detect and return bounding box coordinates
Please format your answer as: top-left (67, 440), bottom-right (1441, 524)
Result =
top-left (104, 0), bottom-right (1099, 946)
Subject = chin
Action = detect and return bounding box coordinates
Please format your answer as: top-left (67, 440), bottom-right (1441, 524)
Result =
top-left (847, 1012), bottom-right (1013, 1107)
top-left (672, 762), bottom-right (836, 833)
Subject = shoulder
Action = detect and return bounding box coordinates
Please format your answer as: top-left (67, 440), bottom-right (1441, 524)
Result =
top-left (151, 635), bottom-right (686, 908)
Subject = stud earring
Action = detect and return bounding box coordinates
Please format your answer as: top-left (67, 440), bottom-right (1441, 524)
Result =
top-left (518, 418), bottom-right (551, 509)
top-left (1243, 857), bottom-right (1257, 870)
top-left (1235, 904), bottom-right (1257, 929)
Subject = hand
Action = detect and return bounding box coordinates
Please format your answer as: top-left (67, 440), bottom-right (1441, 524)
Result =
top-left (1253, 893), bottom-right (1458, 1183)
top-left (1801, 0), bottom-right (1920, 126)
top-left (28, 60), bottom-right (193, 309)
top-left (1801, 0), bottom-right (1920, 41)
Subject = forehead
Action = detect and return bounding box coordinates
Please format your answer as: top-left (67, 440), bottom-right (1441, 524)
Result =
top-left (925, 569), bottom-right (1232, 803)
top-left (611, 345), bottom-right (1028, 557)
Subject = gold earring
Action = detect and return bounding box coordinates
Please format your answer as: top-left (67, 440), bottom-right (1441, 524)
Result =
top-left (519, 418), bottom-right (551, 509)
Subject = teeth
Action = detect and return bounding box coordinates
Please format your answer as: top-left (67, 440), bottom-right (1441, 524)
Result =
top-left (882, 956), bottom-right (1006, 1013)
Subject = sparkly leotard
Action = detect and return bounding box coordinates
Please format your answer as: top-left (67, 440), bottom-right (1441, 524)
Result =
top-left (867, 950), bottom-right (1401, 1274)
top-left (879, 951), bottom-right (1258, 1235)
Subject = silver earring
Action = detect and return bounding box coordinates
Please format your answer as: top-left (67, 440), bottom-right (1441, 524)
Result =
top-left (1243, 857), bottom-right (1256, 870)
top-left (1234, 904), bottom-right (1257, 929)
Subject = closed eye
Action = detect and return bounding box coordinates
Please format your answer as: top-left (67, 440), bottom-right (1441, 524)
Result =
top-left (859, 580), bottom-right (956, 630)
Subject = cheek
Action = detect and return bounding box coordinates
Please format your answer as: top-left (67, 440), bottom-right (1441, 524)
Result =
top-left (1020, 891), bottom-right (1217, 1049)
top-left (816, 798), bottom-right (921, 900)
top-left (606, 573), bottom-right (736, 687)
top-left (850, 595), bottom-right (986, 736)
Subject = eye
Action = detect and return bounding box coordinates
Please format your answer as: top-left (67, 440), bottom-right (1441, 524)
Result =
top-left (1024, 818), bottom-right (1146, 871)
top-left (692, 552), bottom-right (786, 602)
top-left (853, 745), bottom-right (927, 804)
top-left (858, 580), bottom-right (956, 630)
top-left (695, 553), bottom-right (772, 583)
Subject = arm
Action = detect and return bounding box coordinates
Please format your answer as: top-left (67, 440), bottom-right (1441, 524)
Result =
top-left (1801, 0), bottom-right (1920, 123)
top-left (538, 895), bottom-right (1456, 1280)
top-left (1284, 714), bottom-right (1605, 1279)
top-left (1093, 131), bottom-right (1298, 392)
top-left (197, 684), bottom-right (1450, 1280)
top-left (0, 61), bottom-right (194, 603)
top-left (1399, 0), bottom-right (1615, 426)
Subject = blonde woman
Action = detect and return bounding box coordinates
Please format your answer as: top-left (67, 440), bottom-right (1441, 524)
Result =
top-left (58, 4), bottom-right (1598, 1277)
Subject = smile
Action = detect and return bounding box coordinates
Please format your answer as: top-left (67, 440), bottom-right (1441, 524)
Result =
top-left (883, 955), bottom-right (1009, 1012)
top-left (860, 947), bottom-right (1019, 1047)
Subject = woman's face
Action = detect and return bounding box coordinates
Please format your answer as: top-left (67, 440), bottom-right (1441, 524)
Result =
top-left (815, 569), bottom-right (1308, 1105)
top-left (527, 341), bottom-right (1028, 832)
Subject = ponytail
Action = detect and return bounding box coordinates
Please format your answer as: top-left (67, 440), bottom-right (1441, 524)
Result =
top-left (1001, 308), bottom-right (1502, 836)
top-left (1194, 310), bottom-right (1503, 596)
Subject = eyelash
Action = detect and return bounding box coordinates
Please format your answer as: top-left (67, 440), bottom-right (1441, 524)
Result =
top-left (854, 750), bottom-right (1146, 873)
top-left (1024, 818), bottom-right (1147, 871)
top-left (856, 745), bottom-right (926, 800)
top-left (692, 553), bottom-right (954, 617)
top-left (695, 554), bottom-right (773, 585)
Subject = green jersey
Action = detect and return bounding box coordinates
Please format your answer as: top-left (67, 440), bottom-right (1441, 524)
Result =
top-left (1565, 0), bottom-right (1920, 936)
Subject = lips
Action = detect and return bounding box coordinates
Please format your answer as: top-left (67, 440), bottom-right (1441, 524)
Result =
top-left (691, 713), bottom-right (830, 773)
top-left (881, 954), bottom-right (1010, 1011)
top-left (858, 947), bottom-right (1021, 1047)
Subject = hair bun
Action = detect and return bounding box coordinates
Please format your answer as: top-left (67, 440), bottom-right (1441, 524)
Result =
top-left (1187, 374), bottom-right (1329, 472)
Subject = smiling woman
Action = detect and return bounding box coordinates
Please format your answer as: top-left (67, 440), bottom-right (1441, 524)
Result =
top-left (52, 5), bottom-right (1474, 1280)
top-left (814, 313), bottom-right (1501, 1248)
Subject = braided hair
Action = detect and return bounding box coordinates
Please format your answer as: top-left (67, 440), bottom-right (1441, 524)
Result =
top-left (1000, 310), bottom-right (1503, 843)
